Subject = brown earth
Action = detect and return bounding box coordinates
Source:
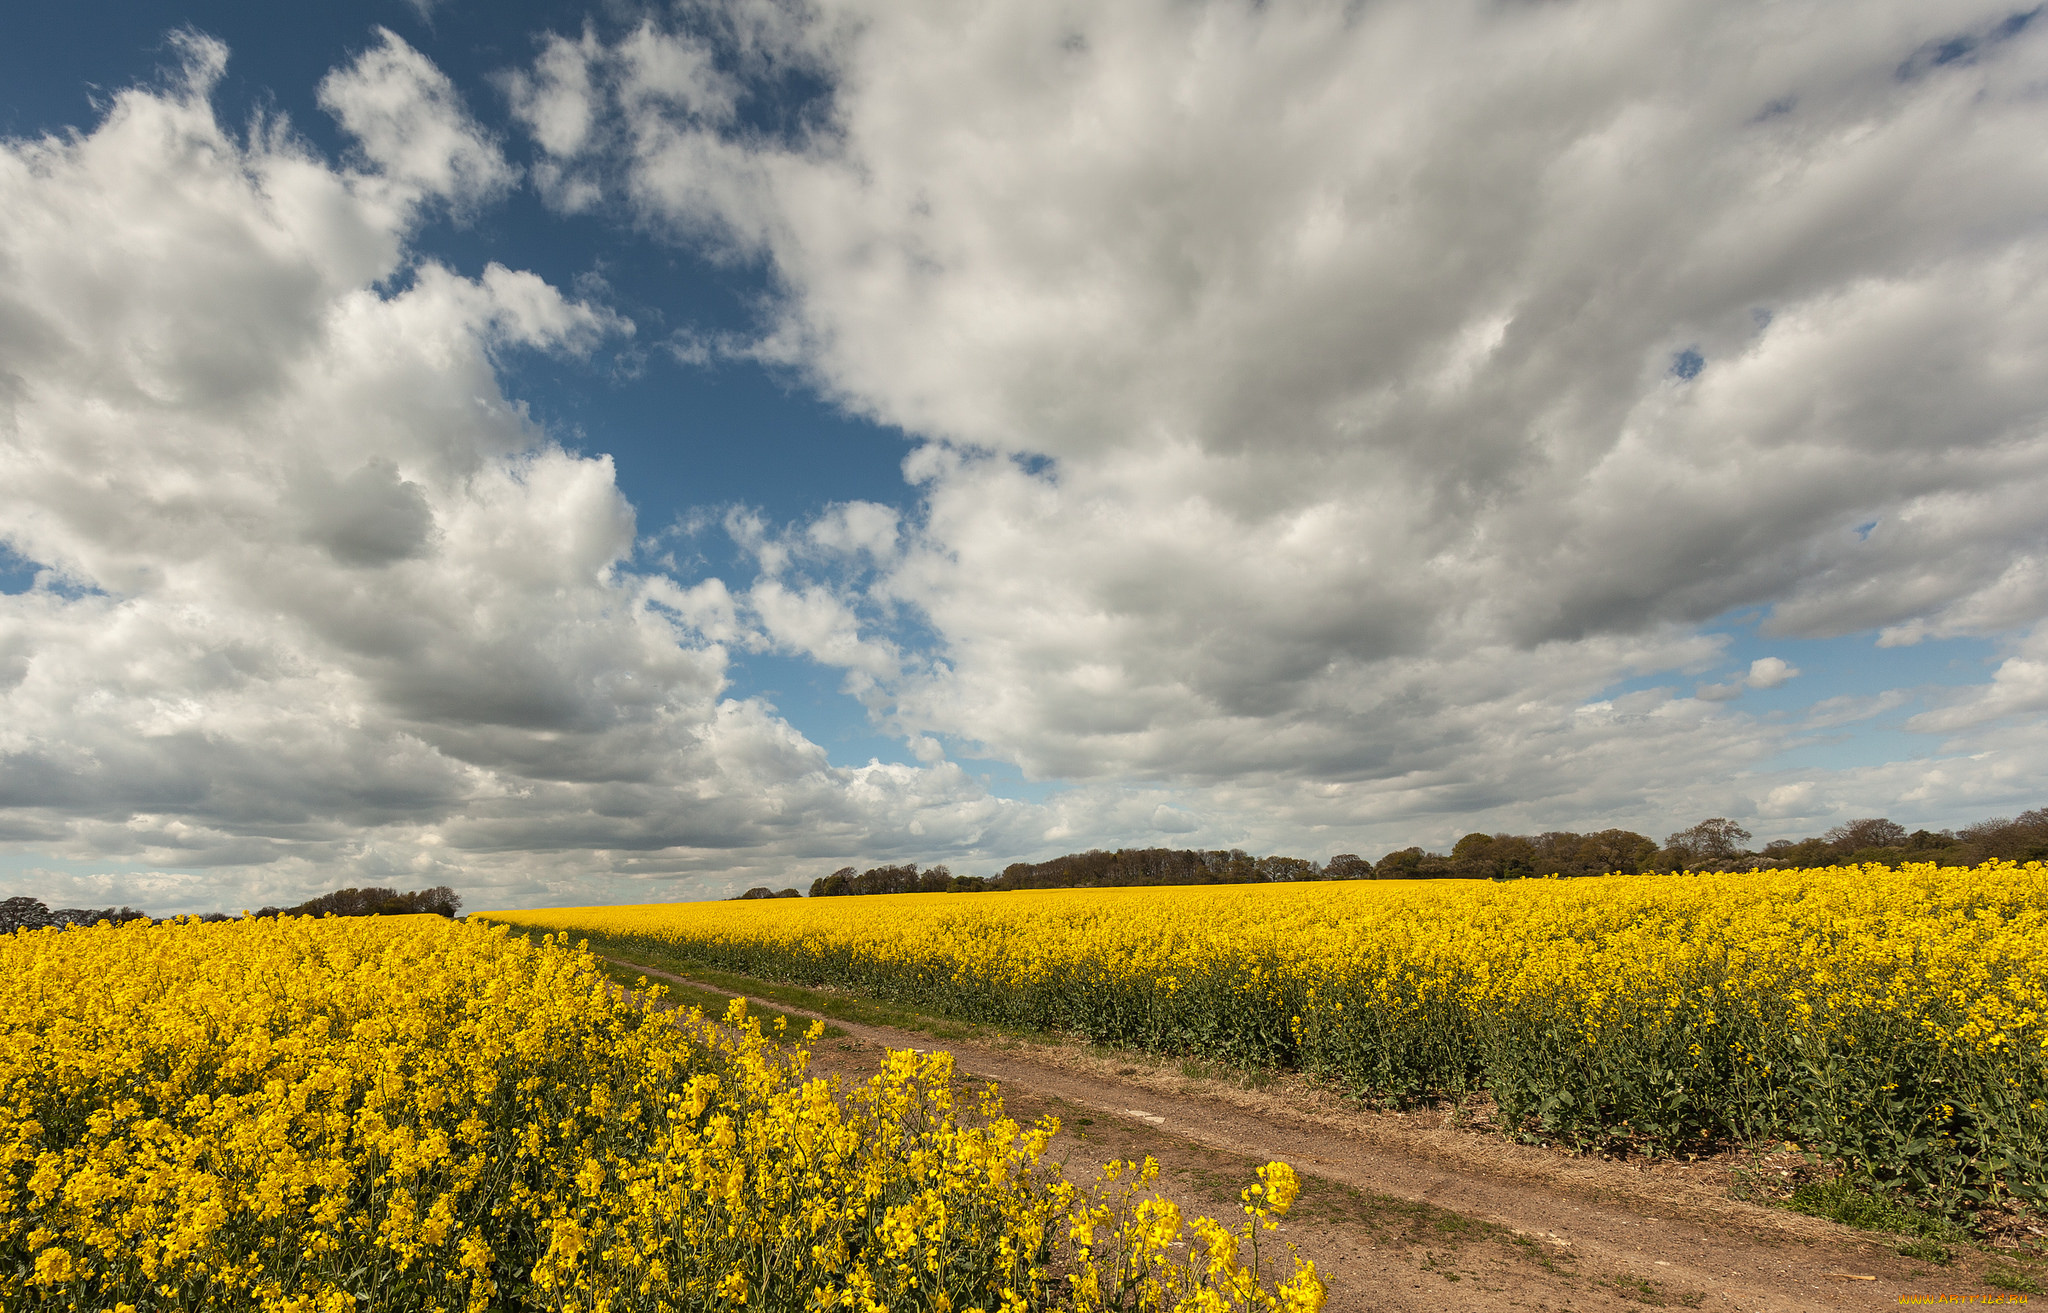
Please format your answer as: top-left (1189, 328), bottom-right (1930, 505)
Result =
top-left (615, 958), bottom-right (2043, 1312)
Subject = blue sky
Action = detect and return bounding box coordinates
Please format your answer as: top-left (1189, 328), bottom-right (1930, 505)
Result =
top-left (2, 0), bottom-right (2046, 913)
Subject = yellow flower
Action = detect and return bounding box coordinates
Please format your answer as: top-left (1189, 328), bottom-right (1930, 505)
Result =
top-left (483, 858), bottom-right (2048, 1219)
top-left (32, 1247), bottom-right (75, 1285)
top-left (3, 913), bottom-right (1317, 1312)
top-left (1257, 1162), bottom-right (1301, 1218)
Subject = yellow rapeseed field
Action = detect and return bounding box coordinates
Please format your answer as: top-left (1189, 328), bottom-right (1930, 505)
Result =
top-left (490, 862), bottom-right (2048, 1207)
top-left (1, 915), bottom-right (1323, 1312)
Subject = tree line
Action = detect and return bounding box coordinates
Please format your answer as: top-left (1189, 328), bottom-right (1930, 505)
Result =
top-left (246, 885), bottom-right (463, 919)
top-left (0, 885), bottom-right (462, 934)
top-left (0, 897), bottom-right (153, 935)
top-left (805, 803), bottom-right (2048, 896)
top-left (806, 864), bottom-right (985, 897)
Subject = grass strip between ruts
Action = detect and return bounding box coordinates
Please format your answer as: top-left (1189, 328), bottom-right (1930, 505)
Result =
top-left (481, 920), bottom-right (1043, 1043)
top-left (490, 922), bottom-right (853, 1040)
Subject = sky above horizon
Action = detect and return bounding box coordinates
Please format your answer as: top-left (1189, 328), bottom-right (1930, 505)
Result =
top-left (3, 0), bottom-right (2047, 915)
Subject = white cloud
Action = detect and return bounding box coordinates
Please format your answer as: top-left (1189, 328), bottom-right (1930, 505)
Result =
top-left (524, 0), bottom-right (2048, 833)
top-left (746, 579), bottom-right (901, 685)
top-left (806, 501), bottom-right (900, 560)
top-left (1745, 657), bottom-right (1800, 689)
top-left (318, 27), bottom-right (517, 211)
top-left (501, 27), bottom-right (610, 211)
top-left (503, 29), bottom-right (603, 158)
top-left (1908, 624), bottom-right (2048, 732)
top-left (1802, 689), bottom-right (1913, 729)
top-left (0, 35), bottom-right (1035, 915)
top-left (1759, 782), bottom-right (1818, 819)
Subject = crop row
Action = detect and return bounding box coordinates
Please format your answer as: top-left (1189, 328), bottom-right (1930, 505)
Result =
top-left (490, 863), bottom-right (2048, 1211)
top-left (2, 915), bottom-right (1321, 1312)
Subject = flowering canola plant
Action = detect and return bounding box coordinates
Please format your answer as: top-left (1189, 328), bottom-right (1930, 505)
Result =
top-left (491, 862), bottom-right (2048, 1206)
top-left (2, 915), bottom-right (1322, 1312)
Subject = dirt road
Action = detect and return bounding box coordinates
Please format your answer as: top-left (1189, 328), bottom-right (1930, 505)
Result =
top-left (620, 958), bottom-right (2025, 1312)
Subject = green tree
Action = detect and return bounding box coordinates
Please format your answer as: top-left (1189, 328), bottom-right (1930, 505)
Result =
top-left (1661, 818), bottom-right (1753, 869)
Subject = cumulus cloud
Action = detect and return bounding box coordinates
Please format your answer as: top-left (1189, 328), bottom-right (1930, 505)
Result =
top-left (501, 27), bottom-right (610, 211)
top-left (1908, 624), bottom-right (2048, 732)
top-left (318, 27), bottom-right (516, 210)
top-left (492, 0), bottom-right (2048, 846)
top-left (1745, 658), bottom-right (1801, 690)
top-left (1759, 783), bottom-right (1819, 819)
top-left (1702, 655), bottom-right (1800, 699)
top-left (0, 34), bottom-right (1042, 914)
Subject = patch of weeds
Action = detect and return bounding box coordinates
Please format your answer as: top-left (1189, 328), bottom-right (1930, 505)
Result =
top-left (1176, 1162), bottom-right (1259, 1210)
top-left (1139, 1048), bottom-right (1276, 1094)
top-left (1287, 1175), bottom-right (1540, 1265)
top-left (1173, 1157), bottom-right (1572, 1284)
top-left (1432, 1210), bottom-right (1482, 1239)
top-left (1506, 1233), bottom-right (1576, 1276)
top-left (1785, 1173), bottom-right (1963, 1244)
top-left (1115, 1066), bottom-right (1139, 1077)
top-left (1896, 1238), bottom-right (1953, 1265)
top-left (1984, 1261), bottom-right (2043, 1295)
top-left (1284, 1176), bottom-right (1433, 1234)
top-left (1596, 1275), bottom-right (1702, 1307)
top-left (1420, 1251), bottom-right (1461, 1281)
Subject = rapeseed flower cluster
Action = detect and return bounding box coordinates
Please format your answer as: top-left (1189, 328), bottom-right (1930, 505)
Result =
top-left (491, 862), bottom-right (2048, 1206)
top-left (2, 915), bottom-right (1322, 1312)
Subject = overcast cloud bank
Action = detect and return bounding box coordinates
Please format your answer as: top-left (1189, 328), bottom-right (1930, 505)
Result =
top-left (5, 2), bottom-right (2048, 913)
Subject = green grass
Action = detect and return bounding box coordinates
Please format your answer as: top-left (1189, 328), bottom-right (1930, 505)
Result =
top-left (1596, 1274), bottom-right (1701, 1307)
top-left (477, 920), bottom-right (1074, 1043)
top-left (1895, 1237), bottom-right (1954, 1265)
top-left (632, 959), bottom-right (979, 1040)
top-left (1784, 1174), bottom-right (1969, 1255)
top-left (496, 925), bottom-right (848, 1039)
top-left (1984, 1261), bottom-right (2043, 1295)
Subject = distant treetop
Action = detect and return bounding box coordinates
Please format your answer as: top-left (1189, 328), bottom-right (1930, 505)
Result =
top-left (249, 886), bottom-right (462, 920)
top-left (798, 804), bottom-right (2048, 896)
